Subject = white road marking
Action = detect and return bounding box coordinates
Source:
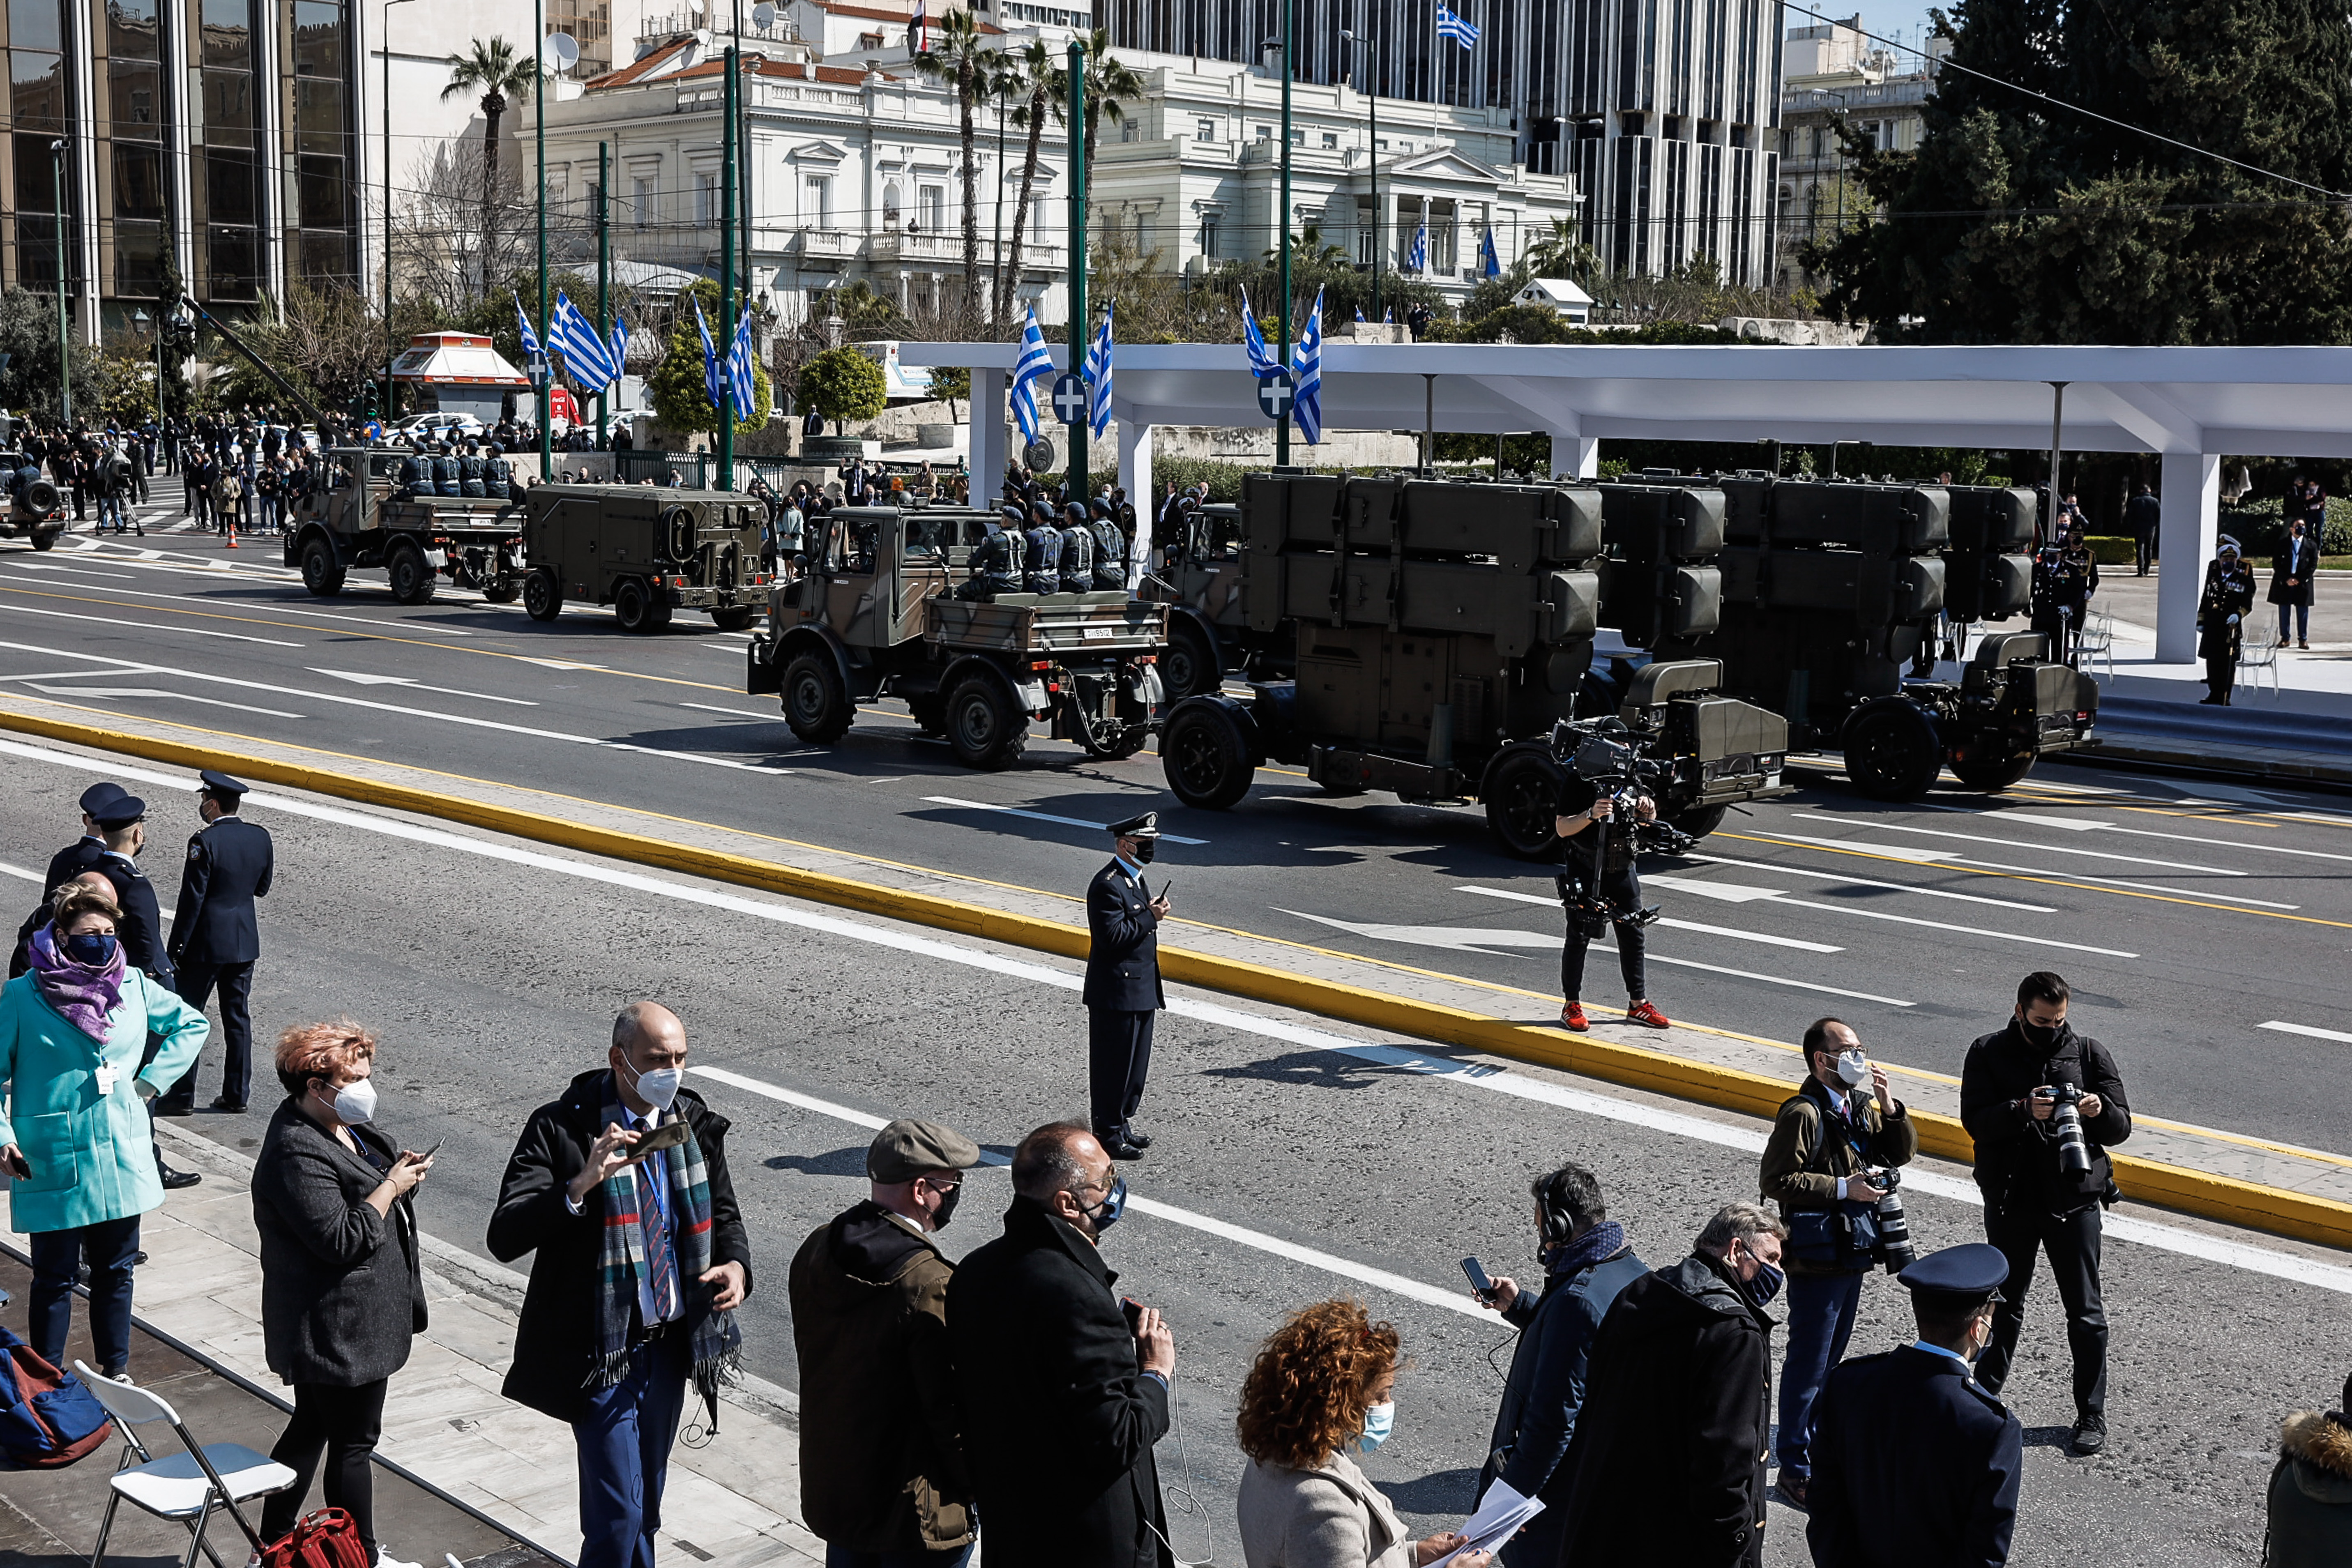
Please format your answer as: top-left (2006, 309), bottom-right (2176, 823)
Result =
top-left (922, 794), bottom-right (1212, 845)
top-left (0, 600), bottom-right (303, 647)
top-left (2259, 1020), bottom-right (2352, 1045)
top-left (1749, 826), bottom-right (2299, 909)
top-left (307, 669), bottom-right (538, 706)
top-left (2, 734), bottom-right (2344, 1294)
top-left (1679, 852), bottom-right (2057, 912)
top-left (1798, 813), bottom-right (2244, 876)
top-left (680, 702), bottom-right (778, 722)
top-left (1984, 811), bottom-right (2113, 831)
top-left (15, 563), bottom-right (138, 580)
top-left (1746, 831), bottom-right (1964, 863)
top-left (24, 684), bottom-right (305, 720)
top-left (514, 657), bottom-right (608, 672)
top-left (8, 562), bottom-right (481, 635)
top-left (1952, 803), bottom-right (2352, 865)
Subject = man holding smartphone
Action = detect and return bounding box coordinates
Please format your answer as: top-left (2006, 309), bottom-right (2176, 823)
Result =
top-left (1085, 814), bottom-right (1168, 1161)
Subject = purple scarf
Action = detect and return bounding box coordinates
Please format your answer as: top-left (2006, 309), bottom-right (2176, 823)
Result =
top-left (26, 926), bottom-right (127, 1042)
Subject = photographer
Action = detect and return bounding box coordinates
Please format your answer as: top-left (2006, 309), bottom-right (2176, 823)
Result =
top-left (1758, 1019), bottom-right (1917, 1510)
top-left (1959, 971), bottom-right (2131, 1456)
top-left (1554, 770), bottom-right (1669, 1032)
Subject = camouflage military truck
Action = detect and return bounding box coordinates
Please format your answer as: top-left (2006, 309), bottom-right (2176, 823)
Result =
top-left (518, 484), bottom-right (770, 632)
top-left (746, 502), bottom-right (1167, 769)
top-left (286, 447), bottom-right (526, 603)
top-left (1145, 500), bottom-right (1298, 699)
top-left (0, 454), bottom-right (66, 549)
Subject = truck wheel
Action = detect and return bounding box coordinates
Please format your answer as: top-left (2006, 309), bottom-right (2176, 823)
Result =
top-left (1483, 746), bottom-right (1569, 859)
top-left (1663, 803), bottom-right (1729, 839)
top-left (524, 567), bottom-right (562, 622)
top-left (710, 608), bottom-right (756, 632)
top-left (387, 541), bottom-right (436, 605)
top-left (1163, 621), bottom-right (1222, 701)
top-left (1844, 703), bottom-right (1944, 801)
top-left (28, 527), bottom-right (57, 552)
top-left (300, 538), bottom-right (345, 596)
top-left (481, 577), bottom-right (520, 604)
top-left (782, 652), bottom-right (854, 745)
top-left (1161, 701), bottom-right (1253, 810)
top-left (614, 578), bottom-right (662, 633)
top-left (1949, 745), bottom-right (2036, 792)
top-left (944, 675), bottom-right (1027, 770)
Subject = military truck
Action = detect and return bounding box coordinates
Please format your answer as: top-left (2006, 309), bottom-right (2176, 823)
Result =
top-left (1159, 472), bottom-right (1792, 855)
top-left (0, 455), bottom-right (65, 549)
top-left (746, 502), bottom-right (1167, 769)
top-left (518, 484), bottom-right (771, 632)
top-left (1147, 501), bottom-right (1294, 699)
top-left (286, 447), bottom-right (527, 604)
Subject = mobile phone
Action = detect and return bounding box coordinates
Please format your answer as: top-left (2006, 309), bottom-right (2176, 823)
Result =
top-left (1460, 1257), bottom-right (1496, 1299)
top-left (1122, 1295), bottom-right (1145, 1331)
top-left (414, 1142), bottom-right (443, 1163)
top-left (2, 1149), bottom-right (27, 1180)
top-left (627, 1120), bottom-right (693, 1159)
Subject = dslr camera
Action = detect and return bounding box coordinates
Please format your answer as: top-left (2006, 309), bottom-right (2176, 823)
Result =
top-left (1871, 1167), bottom-right (1916, 1274)
top-left (2044, 1080), bottom-right (2094, 1177)
top-left (1548, 722), bottom-right (1691, 936)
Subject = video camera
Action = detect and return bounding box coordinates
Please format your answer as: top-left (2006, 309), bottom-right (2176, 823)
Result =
top-left (1548, 720), bottom-right (1694, 936)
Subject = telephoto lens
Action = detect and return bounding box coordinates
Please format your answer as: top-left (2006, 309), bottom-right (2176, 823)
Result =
top-left (1874, 1169), bottom-right (1916, 1274)
top-left (2048, 1081), bottom-right (2093, 1177)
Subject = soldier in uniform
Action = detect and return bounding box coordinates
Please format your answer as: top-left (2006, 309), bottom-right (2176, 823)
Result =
top-left (1090, 499), bottom-right (1129, 591)
top-left (1805, 1243), bottom-right (2023, 1567)
top-left (457, 440), bottom-right (488, 497)
top-left (432, 441), bottom-right (463, 497)
top-left (161, 770), bottom-right (274, 1115)
top-left (397, 442), bottom-right (430, 498)
top-left (484, 443), bottom-right (514, 502)
top-left (47, 781), bottom-right (130, 889)
top-left (1057, 501), bottom-right (1097, 593)
top-left (955, 507), bottom-right (1025, 600)
top-left (1084, 813), bottom-right (1168, 1161)
top-left (1021, 502), bottom-right (1062, 594)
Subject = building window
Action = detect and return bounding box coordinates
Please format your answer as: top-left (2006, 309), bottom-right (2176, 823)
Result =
top-left (191, 0), bottom-right (260, 297)
top-left (1200, 213), bottom-right (1219, 259)
top-left (1321, 131), bottom-right (1337, 148)
top-left (695, 171), bottom-right (717, 227)
top-left (1195, 117), bottom-right (1216, 141)
top-left (1255, 124), bottom-right (1272, 140)
top-left (805, 173), bottom-right (832, 226)
top-left (633, 175), bottom-right (655, 228)
top-left (1131, 209), bottom-right (1149, 251)
top-left (881, 180), bottom-right (901, 227)
top-left (1289, 128), bottom-right (1303, 146)
top-left (917, 183), bottom-right (944, 231)
top-left (106, 0), bottom-right (169, 295)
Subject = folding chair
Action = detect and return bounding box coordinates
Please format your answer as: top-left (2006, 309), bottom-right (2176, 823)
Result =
top-left (2075, 610), bottom-right (2116, 682)
top-left (75, 1360), bottom-right (297, 1568)
top-left (2239, 628), bottom-right (2282, 698)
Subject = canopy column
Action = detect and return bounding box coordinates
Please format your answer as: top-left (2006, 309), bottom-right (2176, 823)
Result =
top-left (2156, 452), bottom-right (2219, 663)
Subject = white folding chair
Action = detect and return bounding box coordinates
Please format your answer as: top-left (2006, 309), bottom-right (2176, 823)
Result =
top-left (75, 1360), bottom-right (297, 1568)
top-left (2239, 628), bottom-right (2282, 697)
top-left (2076, 610), bottom-right (2115, 682)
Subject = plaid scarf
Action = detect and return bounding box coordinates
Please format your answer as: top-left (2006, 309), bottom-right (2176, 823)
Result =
top-left (591, 1078), bottom-right (742, 1416)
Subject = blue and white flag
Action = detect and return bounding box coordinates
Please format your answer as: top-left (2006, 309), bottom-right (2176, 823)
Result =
top-left (1384, 306), bottom-right (1395, 324)
top-left (1011, 307), bottom-right (1053, 442)
top-left (1290, 287), bottom-right (1325, 446)
top-left (1354, 305), bottom-right (1366, 323)
top-left (1238, 288), bottom-right (1281, 376)
top-left (608, 316), bottom-right (631, 380)
top-left (1436, 2), bottom-right (1479, 47)
top-left (513, 294), bottom-right (546, 381)
top-left (727, 305), bottom-right (758, 423)
top-left (1407, 221), bottom-right (1429, 272)
top-left (1480, 228), bottom-right (1500, 279)
top-left (549, 290), bottom-right (616, 388)
top-left (1084, 299), bottom-right (1115, 438)
top-left (691, 296), bottom-right (725, 419)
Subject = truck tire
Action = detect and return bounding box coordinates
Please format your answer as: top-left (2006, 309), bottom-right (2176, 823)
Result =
top-left (1949, 744), bottom-right (2036, 792)
top-left (1482, 745), bottom-right (1569, 859)
top-left (524, 567), bottom-right (562, 622)
top-left (387, 541), bottom-right (437, 605)
top-left (615, 578), bottom-right (668, 633)
top-left (782, 651), bottom-right (854, 745)
top-left (710, 608), bottom-right (756, 632)
top-left (944, 674), bottom-right (1027, 770)
top-left (1663, 803), bottom-right (1730, 839)
top-left (300, 537), bottom-right (345, 596)
top-left (1163, 620), bottom-right (1222, 701)
top-left (1844, 702), bottom-right (1944, 801)
top-left (28, 527), bottom-right (57, 552)
top-left (1161, 700), bottom-right (1253, 810)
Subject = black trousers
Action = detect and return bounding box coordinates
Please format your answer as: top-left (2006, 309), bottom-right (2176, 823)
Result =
top-left (1088, 1007), bottom-right (1156, 1135)
top-left (263, 1377), bottom-right (389, 1557)
top-left (2204, 655), bottom-right (2235, 701)
top-left (167, 958), bottom-right (254, 1105)
top-left (1975, 1201), bottom-right (2107, 1420)
top-left (28, 1216), bottom-right (140, 1373)
top-left (2135, 534), bottom-right (2155, 574)
top-left (1561, 863), bottom-right (1648, 1002)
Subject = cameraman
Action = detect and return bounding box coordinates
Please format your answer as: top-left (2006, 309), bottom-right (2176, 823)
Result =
top-left (1758, 1018), bottom-right (1916, 1511)
top-left (1960, 971), bottom-right (2131, 1456)
top-left (1554, 773), bottom-right (1669, 1032)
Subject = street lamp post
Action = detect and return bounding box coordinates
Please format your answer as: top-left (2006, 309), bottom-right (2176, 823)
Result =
top-left (1066, 36), bottom-right (1085, 496)
top-left (132, 307), bottom-right (159, 420)
top-left (534, 0), bottom-right (550, 474)
top-left (719, 42), bottom-right (738, 488)
top-left (1275, 0), bottom-right (1294, 467)
top-left (383, 0), bottom-right (417, 434)
top-left (596, 140), bottom-right (610, 450)
top-left (51, 139), bottom-right (69, 424)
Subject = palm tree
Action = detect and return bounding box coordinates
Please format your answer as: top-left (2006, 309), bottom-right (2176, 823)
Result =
top-left (1078, 28), bottom-right (1144, 210)
top-left (1525, 215), bottom-right (1599, 284)
top-left (1000, 39), bottom-right (1063, 326)
top-left (911, 11), bottom-right (992, 321)
top-left (441, 38), bottom-right (534, 256)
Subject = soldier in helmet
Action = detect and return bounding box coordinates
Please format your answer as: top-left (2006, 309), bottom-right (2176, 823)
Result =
top-left (955, 506), bottom-right (1026, 600)
top-left (1090, 498), bottom-right (1130, 591)
top-left (1058, 501), bottom-right (1097, 593)
top-left (431, 441), bottom-right (462, 497)
top-left (457, 440), bottom-right (487, 498)
top-left (1022, 501), bottom-right (1062, 595)
top-left (483, 443), bottom-right (514, 502)
top-left (397, 441), bottom-right (429, 498)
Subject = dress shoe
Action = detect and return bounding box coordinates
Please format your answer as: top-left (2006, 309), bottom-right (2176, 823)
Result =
top-left (1771, 1472), bottom-right (1810, 1512)
top-left (152, 1098), bottom-right (195, 1118)
top-left (1101, 1137), bottom-right (1145, 1161)
top-left (2069, 1416), bottom-right (2107, 1456)
top-left (1123, 1128), bottom-right (1153, 1149)
top-left (209, 1095), bottom-right (246, 1114)
top-left (159, 1166), bottom-right (201, 1190)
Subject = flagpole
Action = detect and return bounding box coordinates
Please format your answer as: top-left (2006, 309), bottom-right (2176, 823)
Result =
top-left (1275, 0), bottom-right (1293, 467)
top-left (534, 0), bottom-right (550, 476)
top-left (719, 40), bottom-right (738, 490)
top-left (597, 140), bottom-right (610, 452)
top-left (1066, 35), bottom-right (1086, 498)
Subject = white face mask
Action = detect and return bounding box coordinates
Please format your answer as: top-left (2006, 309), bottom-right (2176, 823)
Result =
top-left (328, 1077), bottom-right (377, 1126)
top-left (624, 1057), bottom-right (684, 1111)
top-left (1836, 1049), bottom-right (1870, 1088)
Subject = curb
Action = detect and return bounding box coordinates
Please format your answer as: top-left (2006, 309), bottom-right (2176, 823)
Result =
top-left (11, 706), bottom-right (2352, 1255)
top-left (2075, 737), bottom-right (2352, 788)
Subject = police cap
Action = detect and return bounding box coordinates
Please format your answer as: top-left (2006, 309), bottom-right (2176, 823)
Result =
top-left (1064, 501), bottom-right (1088, 525)
top-left (91, 794), bottom-right (147, 831)
top-left (1000, 503), bottom-right (1025, 525)
top-left (79, 781), bottom-right (129, 816)
top-left (866, 1118), bottom-right (982, 1183)
top-left (1108, 811), bottom-right (1160, 841)
top-left (199, 769), bottom-right (249, 798)
top-left (1897, 1242), bottom-right (2008, 1310)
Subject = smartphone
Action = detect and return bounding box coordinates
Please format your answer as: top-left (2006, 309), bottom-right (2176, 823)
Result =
top-left (627, 1120), bottom-right (693, 1160)
top-left (414, 1142), bottom-right (443, 1163)
top-left (2, 1149), bottom-right (27, 1181)
top-left (1460, 1257), bottom-right (1496, 1299)
top-left (1122, 1295), bottom-right (1145, 1332)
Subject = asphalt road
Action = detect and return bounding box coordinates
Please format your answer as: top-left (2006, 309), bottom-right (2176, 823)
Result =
top-left (0, 732), bottom-right (2338, 1566)
top-left (10, 494), bottom-right (2352, 1163)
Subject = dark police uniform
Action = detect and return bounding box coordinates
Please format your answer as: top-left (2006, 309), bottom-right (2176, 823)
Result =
top-left (1022, 515), bottom-right (1062, 595)
top-left (164, 770), bottom-right (274, 1112)
top-left (1084, 812), bottom-right (1164, 1156)
top-left (1806, 1244), bottom-right (2023, 1568)
top-left (90, 798), bottom-right (171, 990)
top-left (956, 515), bottom-right (1025, 601)
top-left (45, 780), bottom-right (127, 890)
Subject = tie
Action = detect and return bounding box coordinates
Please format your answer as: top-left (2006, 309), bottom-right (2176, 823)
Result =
top-left (636, 1118), bottom-right (680, 1322)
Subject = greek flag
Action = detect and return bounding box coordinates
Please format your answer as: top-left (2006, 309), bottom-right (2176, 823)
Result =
top-left (1436, 3), bottom-right (1479, 47)
top-left (1354, 305), bottom-right (1366, 323)
top-left (1084, 300), bottom-right (1114, 439)
top-left (727, 305), bottom-right (758, 423)
top-left (1384, 306), bottom-right (1395, 324)
top-left (1011, 307), bottom-right (1053, 442)
top-left (1480, 227), bottom-right (1500, 278)
top-left (1407, 222), bottom-right (1428, 272)
top-left (608, 317), bottom-right (630, 380)
top-left (1238, 288), bottom-right (1281, 376)
top-left (691, 296), bottom-right (725, 419)
top-left (513, 294), bottom-right (546, 383)
top-left (1290, 287), bottom-right (1325, 446)
top-left (549, 290), bottom-right (616, 388)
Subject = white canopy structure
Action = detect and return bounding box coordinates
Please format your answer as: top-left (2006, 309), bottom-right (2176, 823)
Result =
top-left (901, 340), bottom-right (2352, 661)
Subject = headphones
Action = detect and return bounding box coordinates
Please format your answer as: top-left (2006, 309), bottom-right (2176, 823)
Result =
top-left (1536, 1170), bottom-right (1578, 1250)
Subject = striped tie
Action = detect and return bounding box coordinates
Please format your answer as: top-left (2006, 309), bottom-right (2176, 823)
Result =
top-left (637, 1119), bottom-right (680, 1322)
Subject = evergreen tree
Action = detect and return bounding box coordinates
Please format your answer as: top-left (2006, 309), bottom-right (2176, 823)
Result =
top-left (1816, 0), bottom-right (2352, 343)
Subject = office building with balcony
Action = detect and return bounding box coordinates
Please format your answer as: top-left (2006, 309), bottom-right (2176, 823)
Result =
top-left (1774, 15), bottom-right (1942, 287)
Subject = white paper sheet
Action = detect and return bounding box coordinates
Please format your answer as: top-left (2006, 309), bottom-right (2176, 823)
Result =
top-left (1430, 1477), bottom-right (1545, 1566)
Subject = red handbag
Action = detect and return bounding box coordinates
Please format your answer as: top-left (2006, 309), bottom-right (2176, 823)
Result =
top-left (259, 1508), bottom-right (373, 1568)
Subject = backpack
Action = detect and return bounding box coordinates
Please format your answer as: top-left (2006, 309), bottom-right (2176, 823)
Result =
top-left (260, 1507), bottom-right (371, 1568)
top-left (0, 1325), bottom-right (113, 1470)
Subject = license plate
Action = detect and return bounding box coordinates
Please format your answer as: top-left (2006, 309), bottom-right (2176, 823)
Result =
top-left (1083, 626), bottom-right (1116, 640)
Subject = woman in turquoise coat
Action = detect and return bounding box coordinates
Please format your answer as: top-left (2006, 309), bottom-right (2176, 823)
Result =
top-left (0, 877), bottom-right (209, 1375)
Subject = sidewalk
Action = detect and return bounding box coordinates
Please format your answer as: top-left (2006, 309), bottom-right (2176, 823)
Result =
top-left (66, 1117), bottom-right (826, 1568)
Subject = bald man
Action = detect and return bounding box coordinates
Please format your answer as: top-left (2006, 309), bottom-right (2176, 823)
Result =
top-left (488, 1002), bottom-right (753, 1568)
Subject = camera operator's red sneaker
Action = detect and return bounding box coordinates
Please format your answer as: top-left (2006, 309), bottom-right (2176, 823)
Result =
top-left (1626, 1000), bottom-right (1671, 1029)
top-left (1561, 1002), bottom-right (1589, 1032)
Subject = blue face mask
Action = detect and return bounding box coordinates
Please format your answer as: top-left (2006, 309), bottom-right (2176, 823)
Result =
top-left (1745, 1259), bottom-right (1785, 1308)
top-left (1080, 1176), bottom-right (1129, 1232)
top-left (1357, 1402), bottom-right (1395, 1453)
top-left (63, 932), bottom-right (118, 966)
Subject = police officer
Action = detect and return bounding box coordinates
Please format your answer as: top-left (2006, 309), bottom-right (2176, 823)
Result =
top-left (1806, 1243), bottom-right (2023, 1566)
top-left (90, 794), bottom-right (201, 1189)
top-left (161, 770), bottom-right (274, 1115)
top-left (1089, 499), bottom-right (1129, 591)
top-left (1021, 502), bottom-right (1062, 594)
top-left (955, 506), bottom-right (1025, 600)
top-left (1084, 812), bottom-right (1167, 1161)
top-left (1057, 501), bottom-right (1097, 593)
top-left (1553, 768), bottom-right (1669, 1034)
top-left (1959, 970), bottom-right (2129, 1456)
top-left (47, 781), bottom-right (130, 888)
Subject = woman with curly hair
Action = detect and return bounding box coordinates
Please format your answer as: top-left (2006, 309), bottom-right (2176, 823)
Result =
top-left (1235, 1300), bottom-right (1490, 1568)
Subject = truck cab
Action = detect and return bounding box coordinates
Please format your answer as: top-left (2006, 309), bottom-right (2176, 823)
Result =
top-left (286, 447), bottom-right (527, 604)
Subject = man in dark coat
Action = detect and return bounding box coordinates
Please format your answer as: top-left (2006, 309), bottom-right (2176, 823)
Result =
top-left (1552, 1202), bottom-right (1785, 1568)
top-left (487, 1003), bottom-right (751, 1568)
top-left (1473, 1162), bottom-right (1648, 1568)
top-left (1960, 970), bottom-right (2130, 1457)
top-left (2197, 539), bottom-right (2258, 705)
top-left (2123, 483), bottom-right (2161, 576)
top-left (1085, 813), bottom-right (1168, 1161)
top-left (2271, 515), bottom-right (2320, 650)
top-left (1806, 1244), bottom-right (2023, 1568)
top-left (46, 781), bottom-right (128, 889)
top-left (162, 769), bottom-right (274, 1114)
top-left (92, 796), bottom-right (171, 992)
top-left (947, 1123), bottom-right (1173, 1568)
